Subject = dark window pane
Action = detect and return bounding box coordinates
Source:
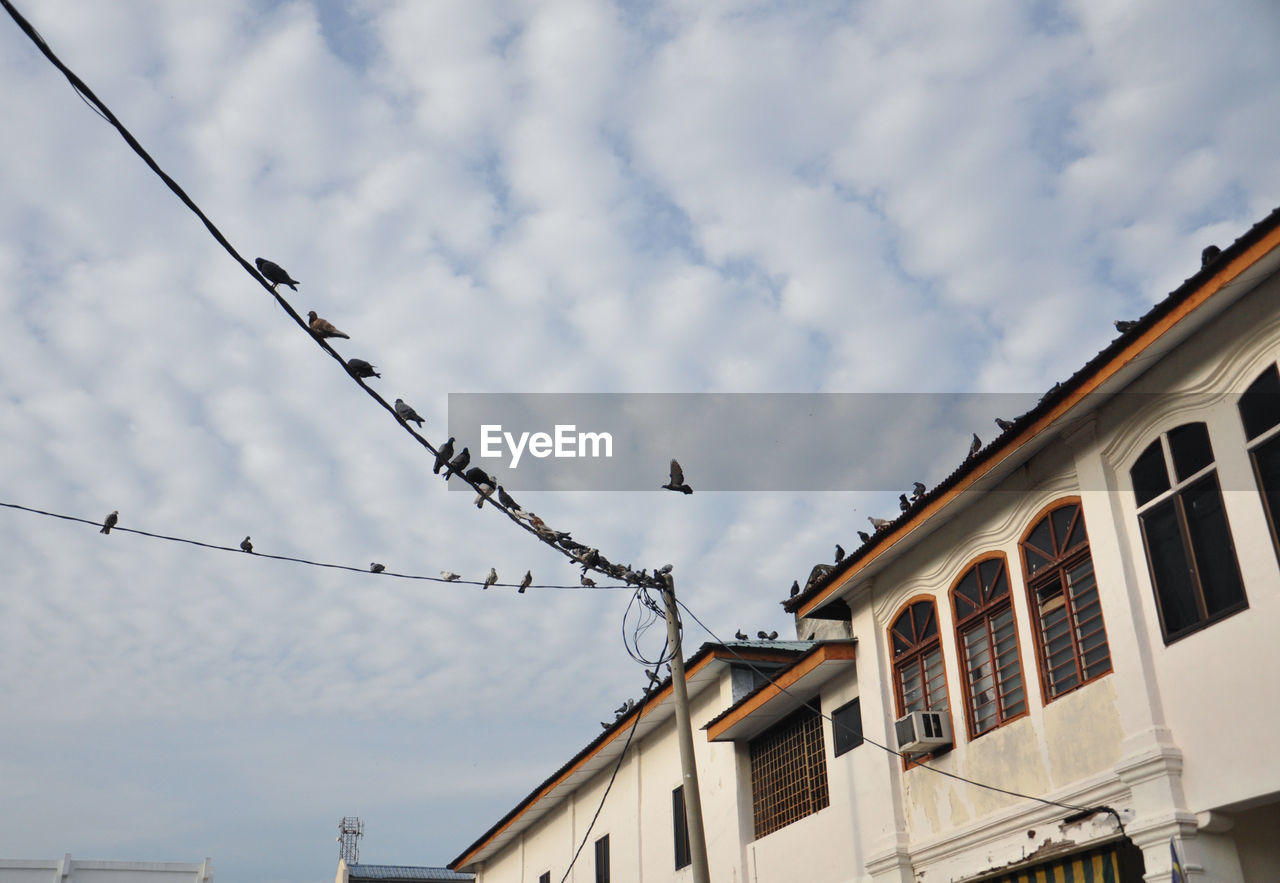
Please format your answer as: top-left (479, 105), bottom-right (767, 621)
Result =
top-left (1132, 440), bottom-right (1171, 507)
top-left (832, 698), bottom-right (863, 757)
top-left (1252, 434), bottom-right (1280, 545)
top-left (1142, 500), bottom-right (1200, 636)
top-left (1182, 475), bottom-right (1247, 617)
top-left (1239, 364), bottom-right (1280, 440)
top-left (540, 874), bottom-right (551, 883)
top-left (954, 570), bottom-right (981, 618)
top-left (1168, 423), bottom-right (1214, 482)
top-left (979, 558), bottom-right (1006, 600)
top-left (595, 835), bottom-right (609, 883)
top-left (912, 600), bottom-right (936, 640)
top-left (673, 787), bottom-right (691, 870)
top-left (1024, 517), bottom-right (1054, 575)
top-left (1051, 505), bottom-right (1078, 553)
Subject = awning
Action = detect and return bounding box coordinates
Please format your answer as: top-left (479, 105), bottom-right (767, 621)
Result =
top-left (975, 840), bottom-right (1143, 883)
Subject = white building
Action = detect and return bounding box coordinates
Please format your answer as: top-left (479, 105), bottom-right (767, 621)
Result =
top-left (0, 855), bottom-right (212, 883)
top-left (450, 209), bottom-right (1280, 882)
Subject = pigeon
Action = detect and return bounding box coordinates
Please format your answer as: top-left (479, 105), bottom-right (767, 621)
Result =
top-left (735, 630), bottom-right (748, 640)
top-left (519, 570), bottom-right (532, 593)
top-left (434, 438), bottom-right (455, 474)
top-left (614, 699), bottom-right (635, 715)
top-left (601, 722), bottom-right (611, 730)
top-left (757, 631), bottom-right (770, 640)
top-left (790, 580), bottom-right (800, 597)
top-left (394, 398), bottom-right (424, 427)
top-left (463, 466), bottom-right (489, 485)
top-left (1114, 320), bottom-right (1137, 334)
top-left (370, 563), bottom-right (385, 573)
top-left (497, 486), bottom-right (520, 511)
top-left (968, 433), bottom-right (982, 458)
top-left (579, 548), bottom-right (600, 571)
top-left (483, 567), bottom-right (498, 589)
top-left (899, 494), bottom-right (910, 512)
top-left (444, 448), bottom-right (471, 480)
top-left (240, 536), bottom-right (253, 553)
top-left (912, 481), bottom-right (927, 499)
top-left (646, 670), bottom-right (661, 684)
top-left (255, 257), bottom-right (298, 290)
top-left (834, 544), bottom-right (845, 564)
top-left (857, 530), bottom-right (871, 543)
top-left (440, 571), bottom-right (461, 581)
top-left (347, 358), bottom-right (380, 379)
top-left (768, 630), bottom-right (779, 640)
top-left (100, 510), bottom-right (118, 534)
top-left (662, 459), bottom-right (693, 494)
top-left (580, 574), bottom-right (596, 587)
top-left (307, 311), bottom-right (349, 339)
top-left (474, 478), bottom-right (497, 509)
top-left (995, 417), bottom-right (1014, 432)
top-left (1202, 244), bottom-right (1221, 267)
top-left (657, 563), bottom-right (674, 575)
top-left (868, 516), bottom-right (892, 531)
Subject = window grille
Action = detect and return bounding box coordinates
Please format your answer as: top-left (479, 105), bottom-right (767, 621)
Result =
top-left (890, 600), bottom-right (949, 717)
top-left (749, 707), bottom-right (829, 839)
top-left (952, 557), bottom-right (1027, 738)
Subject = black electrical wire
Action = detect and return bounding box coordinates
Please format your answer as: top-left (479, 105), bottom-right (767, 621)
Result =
top-left (674, 598), bottom-right (1126, 831)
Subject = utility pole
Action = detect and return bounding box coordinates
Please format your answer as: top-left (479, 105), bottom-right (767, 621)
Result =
top-left (659, 574), bottom-right (711, 883)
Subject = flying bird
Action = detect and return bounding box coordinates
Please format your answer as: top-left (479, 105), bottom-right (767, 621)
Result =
top-left (394, 398), bottom-right (424, 427)
top-left (868, 516), bottom-right (892, 531)
top-left (370, 563), bottom-right (385, 573)
top-left (100, 510), bottom-right (118, 534)
top-left (444, 448), bottom-right (471, 480)
top-left (434, 438), bottom-right (455, 474)
top-left (307, 311), bottom-right (350, 340)
top-left (347, 358), bottom-right (380, 379)
top-left (255, 257), bottom-right (298, 290)
top-left (440, 571), bottom-right (461, 581)
top-left (899, 494), bottom-right (910, 512)
top-left (968, 433), bottom-right (982, 458)
top-left (580, 574), bottom-right (596, 587)
top-left (240, 536), bottom-right (253, 553)
top-left (1114, 320), bottom-right (1137, 334)
top-left (912, 481), bottom-right (927, 499)
top-left (857, 530), bottom-right (871, 543)
top-left (790, 579), bottom-right (801, 597)
top-left (483, 567), bottom-right (498, 589)
top-left (497, 486), bottom-right (520, 511)
top-left (662, 459), bottom-right (693, 494)
top-left (1202, 244), bottom-right (1221, 266)
top-left (994, 417), bottom-right (1014, 432)
top-left (519, 570), bottom-right (532, 593)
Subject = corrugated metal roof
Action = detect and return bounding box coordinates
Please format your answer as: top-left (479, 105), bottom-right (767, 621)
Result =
top-left (348, 864), bottom-right (473, 881)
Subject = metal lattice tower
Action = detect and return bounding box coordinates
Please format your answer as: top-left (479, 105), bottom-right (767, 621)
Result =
top-left (337, 816), bottom-right (364, 864)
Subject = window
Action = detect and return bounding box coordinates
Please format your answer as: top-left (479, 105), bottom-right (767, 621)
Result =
top-left (672, 786), bottom-right (691, 870)
top-left (539, 874), bottom-right (551, 883)
top-left (832, 697), bottom-right (863, 757)
top-left (748, 706), bottom-right (829, 838)
top-left (1021, 501), bottom-right (1112, 700)
top-left (594, 834), bottom-right (610, 883)
top-left (890, 599), bottom-right (949, 718)
top-left (1131, 423), bottom-right (1247, 642)
top-left (951, 557), bottom-right (1027, 738)
top-left (1239, 364), bottom-right (1280, 557)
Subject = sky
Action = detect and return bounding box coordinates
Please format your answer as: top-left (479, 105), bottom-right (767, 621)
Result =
top-left (1, 0), bottom-right (1279, 880)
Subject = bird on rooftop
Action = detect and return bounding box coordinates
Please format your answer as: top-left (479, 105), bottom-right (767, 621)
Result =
top-left (483, 568), bottom-right (498, 589)
top-left (307, 311), bottom-right (349, 339)
top-left (868, 516), bottom-right (892, 531)
top-left (370, 563), bottom-right (385, 573)
top-left (100, 510), bottom-right (118, 535)
top-left (440, 571), bottom-right (461, 581)
top-left (912, 481), bottom-right (927, 499)
top-left (1202, 244), bottom-right (1221, 267)
top-left (347, 358), bottom-right (380, 379)
top-left (858, 530), bottom-right (871, 543)
top-left (834, 544), bottom-right (845, 564)
top-left (519, 571), bottom-right (532, 593)
top-left (662, 459), bottom-right (693, 494)
top-left (444, 448), bottom-right (471, 480)
top-left (968, 433), bottom-right (982, 458)
top-left (735, 629), bottom-right (748, 640)
top-left (1114, 320), bottom-right (1138, 334)
top-left (899, 494), bottom-right (910, 512)
top-left (646, 670), bottom-right (661, 684)
top-left (995, 417), bottom-right (1014, 432)
top-left (768, 631), bottom-right (778, 640)
top-left (394, 398), bottom-right (424, 427)
top-left (240, 536), bottom-right (253, 553)
top-left (255, 257), bottom-right (298, 290)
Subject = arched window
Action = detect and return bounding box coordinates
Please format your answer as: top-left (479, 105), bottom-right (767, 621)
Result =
top-left (1021, 501), bottom-right (1111, 701)
top-left (1238, 364), bottom-right (1280, 557)
top-left (1131, 422), bottom-right (1246, 642)
top-left (951, 557), bottom-right (1027, 738)
top-left (890, 599), bottom-right (948, 719)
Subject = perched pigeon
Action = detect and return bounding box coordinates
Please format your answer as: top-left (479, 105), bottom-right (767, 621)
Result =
top-left (601, 722), bottom-right (611, 730)
top-left (579, 548), bottom-right (600, 571)
top-left (519, 570), bottom-right (532, 593)
top-left (444, 448), bottom-right (471, 480)
top-left (735, 629), bottom-right (748, 640)
top-left (869, 515), bottom-right (892, 531)
top-left (790, 579), bottom-right (801, 597)
top-left (497, 486), bottom-right (520, 511)
top-left (473, 476), bottom-right (497, 509)
top-left (912, 481), bottom-right (927, 499)
top-left (768, 630), bottom-right (779, 640)
top-left (255, 257), bottom-right (298, 290)
top-left (834, 544), bottom-right (845, 564)
top-left (100, 510), bottom-right (118, 535)
top-left (614, 699), bottom-right (635, 715)
top-left (394, 398), bottom-right (424, 427)
top-left (370, 563), bottom-right (385, 573)
top-left (434, 438), bottom-right (455, 474)
top-left (483, 567), bottom-right (498, 589)
top-left (662, 459), bottom-right (693, 494)
top-left (463, 466), bottom-right (489, 485)
top-left (580, 574), bottom-right (596, 587)
top-left (347, 358), bottom-right (380, 379)
top-left (307, 311), bottom-right (349, 339)
top-left (646, 669), bottom-right (661, 684)
top-left (1114, 320), bottom-right (1137, 334)
top-left (757, 631), bottom-right (769, 640)
top-left (968, 433), bottom-right (982, 458)
top-left (994, 417), bottom-right (1014, 432)
top-left (1202, 244), bottom-right (1221, 267)
top-left (440, 571), bottom-right (461, 581)
top-left (857, 530), bottom-right (871, 543)
top-left (899, 494), bottom-right (910, 512)
top-left (240, 536), bottom-right (253, 553)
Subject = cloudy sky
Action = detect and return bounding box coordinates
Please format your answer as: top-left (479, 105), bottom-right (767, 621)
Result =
top-left (2, 0), bottom-right (1278, 880)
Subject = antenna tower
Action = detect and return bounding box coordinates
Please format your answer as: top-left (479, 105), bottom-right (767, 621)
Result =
top-left (337, 816), bottom-right (364, 864)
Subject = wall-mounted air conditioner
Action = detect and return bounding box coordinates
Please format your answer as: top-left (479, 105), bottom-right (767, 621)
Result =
top-left (894, 709), bottom-right (952, 756)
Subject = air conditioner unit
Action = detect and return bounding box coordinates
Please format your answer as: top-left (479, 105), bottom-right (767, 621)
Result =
top-left (894, 709), bottom-right (952, 756)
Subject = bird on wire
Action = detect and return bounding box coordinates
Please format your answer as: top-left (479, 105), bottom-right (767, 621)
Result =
top-left (483, 568), bottom-right (498, 589)
top-left (444, 448), bottom-right (471, 480)
top-left (394, 398), bottom-right (424, 427)
top-left (662, 459), bottom-right (693, 494)
top-left (497, 486), bottom-right (520, 511)
top-left (347, 358), bottom-right (380, 379)
top-left (519, 571), bottom-right (532, 593)
top-left (434, 438), bottom-right (455, 474)
top-left (240, 536), bottom-right (253, 553)
top-left (581, 574), bottom-right (596, 587)
top-left (100, 510), bottom-right (118, 535)
top-left (834, 544), bottom-right (845, 564)
top-left (471, 474), bottom-right (497, 509)
top-left (440, 571), bottom-right (461, 581)
top-left (255, 257), bottom-right (298, 291)
top-left (370, 563), bottom-right (385, 573)
top-left (307, 311), bottom-right (349, 340)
